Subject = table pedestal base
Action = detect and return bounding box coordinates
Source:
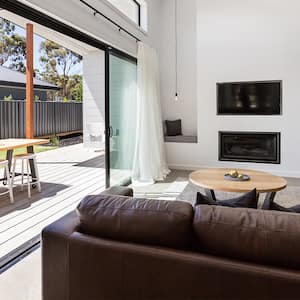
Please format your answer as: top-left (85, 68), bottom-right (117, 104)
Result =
top-left (204, 189), bottom-right (216, 202)
top-left (261, 192), bottom-right (277, 210)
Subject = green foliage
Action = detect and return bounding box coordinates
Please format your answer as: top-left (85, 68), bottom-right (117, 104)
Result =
top-left (39, 40), bottom-right (83, 101)
top-left (0, 145), bottom-right (58, 160)
top-left (49, 135), bottom-right (60, 146)
top-left (34, 95), bottom-right (40, 101)
top-left (0, 19), bottom-right (83, 102)
top-left (69, 75), bottom-right (83, 102)
top-left (4, 94), bottom-right (13, 101)
top-left (0, 18), bottom-right (26, 72)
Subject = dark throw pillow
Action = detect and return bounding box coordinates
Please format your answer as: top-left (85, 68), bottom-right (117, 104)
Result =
top-left (165, 119), bottom-right (182, 136)
top-left (269, 202), bottom-right (300, 214)
top-left (195, 192), bottom-right (216, 206)
top-left (195, 188), bottom-right (258, 209)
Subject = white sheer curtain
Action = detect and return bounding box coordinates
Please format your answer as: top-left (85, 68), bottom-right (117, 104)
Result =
top-left (132, 42), bottom-right (170, 185)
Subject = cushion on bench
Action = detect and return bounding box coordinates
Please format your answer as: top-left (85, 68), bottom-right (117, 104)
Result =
top-left (164, 135), bottom-right (197, 143)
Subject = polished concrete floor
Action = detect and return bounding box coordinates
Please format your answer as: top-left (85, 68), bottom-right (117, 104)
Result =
top-left (0, 248), bottom-right (41, 300)
top-left (132, 169), bottom-right (191, 198)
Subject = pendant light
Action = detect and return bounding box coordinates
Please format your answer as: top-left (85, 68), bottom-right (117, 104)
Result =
top-left (174, 0), bottom-right (179, 101)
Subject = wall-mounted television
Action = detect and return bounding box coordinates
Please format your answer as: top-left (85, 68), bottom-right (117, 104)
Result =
top-left (217, 81), bottom-right (282, 115)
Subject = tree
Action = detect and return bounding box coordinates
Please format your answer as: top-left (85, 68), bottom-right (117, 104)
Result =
top-left (69, 75), bottom-right (83, 102)
top-left (39, 40), bottom-right (82, 100)
top-left (0, 18), bottom-right (26, 72)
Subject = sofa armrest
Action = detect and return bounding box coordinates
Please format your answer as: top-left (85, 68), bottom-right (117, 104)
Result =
top-left (42, 211), bottom-right (80, 300)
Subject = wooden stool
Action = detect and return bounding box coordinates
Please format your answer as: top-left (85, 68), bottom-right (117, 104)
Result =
top-left (12, 153), bottom-right (41, 198)
top-left (0, 160), bottom-right (14, 203)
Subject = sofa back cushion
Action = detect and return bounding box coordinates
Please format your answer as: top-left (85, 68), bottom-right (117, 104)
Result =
top-left (193, 205), bottom-right (300, 270)
top-left (77, 195), bottom-right (194, 250)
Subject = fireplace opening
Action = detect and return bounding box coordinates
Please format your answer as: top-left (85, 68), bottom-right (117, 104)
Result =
top-left (219, 132), bottom-right (280, 164)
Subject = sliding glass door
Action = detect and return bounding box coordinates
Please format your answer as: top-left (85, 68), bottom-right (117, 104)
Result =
top-left (106, 51), bottom-right (137, 186)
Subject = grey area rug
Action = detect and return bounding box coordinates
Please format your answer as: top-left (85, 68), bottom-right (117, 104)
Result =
top-left (176, 178), bottom-right (300, 208)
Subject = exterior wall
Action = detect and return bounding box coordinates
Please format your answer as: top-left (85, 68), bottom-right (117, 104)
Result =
top-left (82, 50), bottom-right (105, 149)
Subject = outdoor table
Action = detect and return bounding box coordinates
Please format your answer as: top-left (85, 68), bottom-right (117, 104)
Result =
top-left (0, 138), bottom-right (48, 183)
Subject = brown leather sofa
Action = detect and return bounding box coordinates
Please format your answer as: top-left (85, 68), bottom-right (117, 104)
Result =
top-left (42, 188), bottom-right (300, 300)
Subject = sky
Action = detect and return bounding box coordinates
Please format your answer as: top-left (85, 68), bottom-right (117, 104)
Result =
top-left (4, 21), bottom-right (82, 76)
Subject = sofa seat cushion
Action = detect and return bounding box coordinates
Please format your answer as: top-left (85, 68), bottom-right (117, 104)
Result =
top-left (77, 195), bottom-right (194, 250)
top-left (193, 205), bottom-right (300, 270)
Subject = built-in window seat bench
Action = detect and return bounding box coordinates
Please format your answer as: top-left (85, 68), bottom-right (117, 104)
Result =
top-left (164, 135), bottom-right (198, 143)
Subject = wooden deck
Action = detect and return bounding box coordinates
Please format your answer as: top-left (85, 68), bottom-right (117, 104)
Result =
top-left (0, 144), bottom-right (106, 267)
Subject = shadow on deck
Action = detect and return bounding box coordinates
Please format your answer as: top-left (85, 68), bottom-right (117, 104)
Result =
top-left (0, 143), bottom-right (106, 267)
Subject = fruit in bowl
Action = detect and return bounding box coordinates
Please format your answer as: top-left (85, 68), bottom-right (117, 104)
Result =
top-left (229, 170), bottom-right (239, 178)
top-left (225, 170), bottom-right (249, 181)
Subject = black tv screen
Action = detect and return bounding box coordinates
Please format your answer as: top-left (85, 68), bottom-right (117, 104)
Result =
top-left (217, 81), bottom-right (281, 115)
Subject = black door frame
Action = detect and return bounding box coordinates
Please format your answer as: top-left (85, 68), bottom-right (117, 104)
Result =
top-left (104, 51), bottom-right (111, 188)
top-left (0, 0), bottom-right (137, 188)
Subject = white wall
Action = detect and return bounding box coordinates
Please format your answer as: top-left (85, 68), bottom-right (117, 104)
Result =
top-left (159, 0), bottom-right (197, 136)
top-left (83, 51), bottom-right (105, 149)
top-left (163, 0), bottom-right (300, 177)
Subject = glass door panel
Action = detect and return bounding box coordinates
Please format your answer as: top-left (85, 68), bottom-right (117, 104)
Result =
top-left (108, 52), bottom-right (137, 186)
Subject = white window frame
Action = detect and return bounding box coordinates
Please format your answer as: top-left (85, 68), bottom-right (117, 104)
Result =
top-left (104, 0), bottom-right (148, 31)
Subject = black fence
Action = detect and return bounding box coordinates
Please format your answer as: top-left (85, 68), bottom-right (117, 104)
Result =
top-left (0, 101), bottom-right (83, 138)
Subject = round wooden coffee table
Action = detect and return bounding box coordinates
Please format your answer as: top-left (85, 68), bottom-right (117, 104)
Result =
top-left (189, 168), bottom-right (287, 208)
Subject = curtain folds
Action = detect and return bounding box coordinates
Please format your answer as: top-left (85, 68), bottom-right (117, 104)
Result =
top-left (132, 42), bottom-right (170, 185)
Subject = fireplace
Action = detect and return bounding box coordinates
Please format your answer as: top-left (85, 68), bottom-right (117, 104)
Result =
top-left (219, 132), bottom-right (281, 164)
